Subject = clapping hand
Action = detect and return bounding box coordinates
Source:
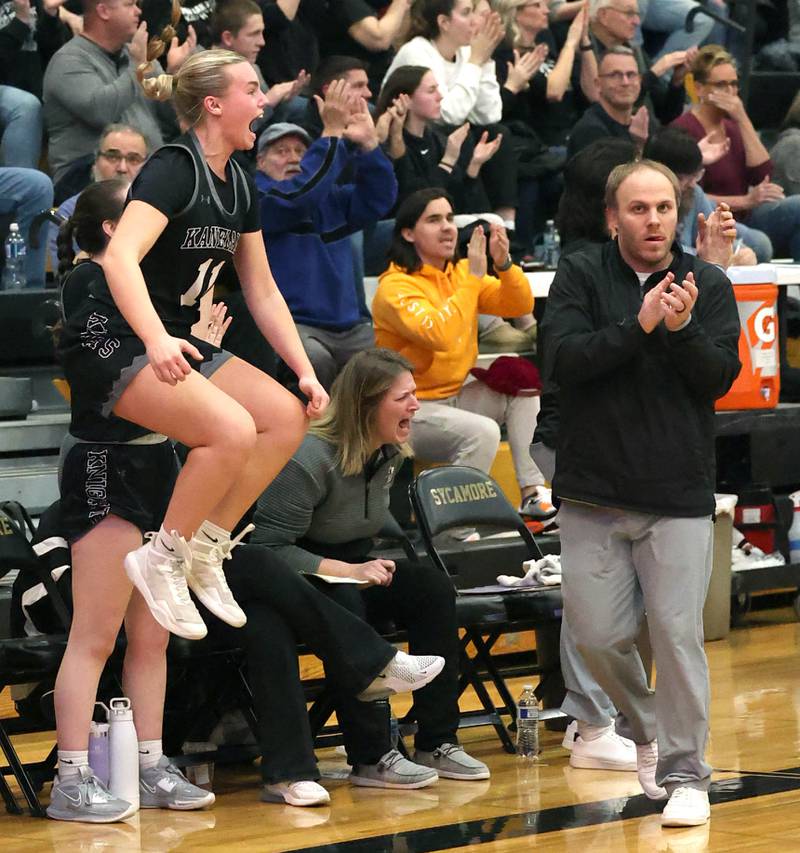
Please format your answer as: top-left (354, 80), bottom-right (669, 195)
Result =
top-left (315, 78), bottom-right (352, 137)
top-left (698, 129), bottom-right (730, 166)
top-left (696, 202), bottom-right (735, 268)
top-left (469, 130), bottom-right (502, 171)
top-left (469, 11), bottom-right (504, 66)
top-left (344, 97), bottom-right (380, 151)
top-left (628, 106), bottom-right (649, 147)
top-left (444, 122), bottom-right (470, 165)
top-left (505, 45), bottom-right (547, 94)
top-left (745, 176), bottom-right (785, 208)
top-left (488, 223), bottom-right (510, 270)
top-left (468, 226), bottom-right (488, 279)
top-left (661, 272), bottom-right (698, 331)
top-left (166, 25), bottom-right (197, 74)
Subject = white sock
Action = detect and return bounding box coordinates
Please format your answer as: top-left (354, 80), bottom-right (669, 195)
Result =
top-left (154, 525), bottom-right (182, 556)
top-left (138, 739), bottom-right (163, 771)
top-left (193, 519), bottom-right (230, 546)
top-left (58, 749), bottom-right (89, 781)
top-left (576, 721), bottom-right (613, 742)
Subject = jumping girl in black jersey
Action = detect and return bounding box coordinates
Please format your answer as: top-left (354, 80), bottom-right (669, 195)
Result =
top-left (50, 179), bottom-right (231, 822)
top-left (50, 45), bottom-right (327, 822)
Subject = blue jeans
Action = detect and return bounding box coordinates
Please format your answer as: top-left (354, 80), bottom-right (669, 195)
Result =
top-left (0, 86), bottom-right (42, 169)
top-left (747, 196), bottom-right (800, 262)
top-left (0, 167), bottom-right (54, 288)
top-left (638, 0), bottom-right (716, 59)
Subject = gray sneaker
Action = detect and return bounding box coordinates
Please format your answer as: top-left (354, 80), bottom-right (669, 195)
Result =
top-left (47, 766), bottom-right (136, 823)
top-left (140, 756), bottom-right (216, 810)
top-left (414, 743), bottom-right (491, 780)
top-left (350, 749), bottom-right (438, 789)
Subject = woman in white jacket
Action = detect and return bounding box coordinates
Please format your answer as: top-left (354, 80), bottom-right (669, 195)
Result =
top-left (383, 0), bottom-right (519, 227)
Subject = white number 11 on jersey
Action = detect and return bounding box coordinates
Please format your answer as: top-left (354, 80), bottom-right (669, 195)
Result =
top-left (181, 258), bottom-right (226, 307)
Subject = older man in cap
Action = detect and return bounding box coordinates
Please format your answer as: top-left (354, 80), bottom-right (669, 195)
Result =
top-left (256, 79), bottom-right (397, 391)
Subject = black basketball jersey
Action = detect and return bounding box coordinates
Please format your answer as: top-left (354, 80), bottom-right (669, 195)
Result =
top-left (130, 129), bottom-right (257, 336)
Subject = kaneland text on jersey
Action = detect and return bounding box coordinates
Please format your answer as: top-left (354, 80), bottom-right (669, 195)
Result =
top-left (180, 225), bottom-right (240, 254)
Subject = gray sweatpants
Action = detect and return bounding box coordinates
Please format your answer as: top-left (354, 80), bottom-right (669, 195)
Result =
top-left (558, 500), bottom-right (714, 792)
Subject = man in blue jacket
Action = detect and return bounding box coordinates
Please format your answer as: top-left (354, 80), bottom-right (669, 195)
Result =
top-left (256, 79), bottom-right (397, 390)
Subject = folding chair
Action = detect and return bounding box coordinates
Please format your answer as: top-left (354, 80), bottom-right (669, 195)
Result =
top-left (0, 501), bottom-right (71, 816)
top-left (409, 466), bottom-right (565, 753)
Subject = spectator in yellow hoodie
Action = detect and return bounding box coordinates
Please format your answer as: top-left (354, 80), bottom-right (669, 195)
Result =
top-left (372, 187), bottom-right (554, 521)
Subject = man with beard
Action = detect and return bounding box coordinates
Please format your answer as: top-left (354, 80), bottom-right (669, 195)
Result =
top-left (542, 160), bottom-right (740, 827)
top-left (566, 47), bottom-right (649, 159)
top-left (255, 82), bottom-right (396, 391)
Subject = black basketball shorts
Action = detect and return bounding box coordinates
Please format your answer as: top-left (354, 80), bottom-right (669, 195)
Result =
top-left (59, 438), bottom-right (180, 543)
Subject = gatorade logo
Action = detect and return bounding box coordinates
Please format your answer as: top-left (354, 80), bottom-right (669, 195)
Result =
top-left (747, 304), bottom-right (778, 346)
top-left (752, 306), bottom-right (776, 344)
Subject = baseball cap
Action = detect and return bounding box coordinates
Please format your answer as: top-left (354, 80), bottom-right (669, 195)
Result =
top-left (257, 123), bottom-right (312, 154)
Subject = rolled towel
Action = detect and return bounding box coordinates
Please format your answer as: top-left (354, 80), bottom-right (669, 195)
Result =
top-left (497, 554), bottom-right (562, 587)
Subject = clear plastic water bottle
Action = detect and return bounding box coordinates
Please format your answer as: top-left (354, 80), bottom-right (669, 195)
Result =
top-left (789, 491), bottom-right (800, 564)
top-left (516, 683), bottom-right (540, 760)
top-left (2, 223), bottom-right (27, 290)
top-left (108, 697), bottom-right (139, 810)
top-left (88, 721), bottom-right (111, 787)
top-left (542, 220), bottom-right (560, 270)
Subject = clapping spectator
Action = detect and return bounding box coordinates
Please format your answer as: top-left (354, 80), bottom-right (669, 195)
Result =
top-left (210, 0), bottom-right (309, 122)
top-left (588, 0), bottom-right (687, 125)
top-left (384, 0), bottom-right (519, 231)
top-left (495, 0), bottom-right (597, 147)
top-left (566, 46), bottom-right (649, 159)
top-left (42, 0), bottom-right (194, 201)
top-left (672, 45), bottom-right (800, 261)
top-left (372, 189), bottom-right (554, 521)
top-left (301, 55), bottom-right (373, 137)
top-left (256, 81), bottom-right (397, 391)
top-left (376, 66), bottom-right (500, 214)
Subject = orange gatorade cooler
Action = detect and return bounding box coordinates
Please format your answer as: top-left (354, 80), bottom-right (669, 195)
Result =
top-left (716, 265), bottom-right (779, 411)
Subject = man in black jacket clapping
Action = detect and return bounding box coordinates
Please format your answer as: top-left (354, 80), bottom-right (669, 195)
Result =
top-left (542, 159), bottom-right (740, 829)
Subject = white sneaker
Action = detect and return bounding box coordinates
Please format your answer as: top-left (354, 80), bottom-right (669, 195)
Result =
top-left (187, 524), bottom-right (252, 628)
top-left (261, 780), bottom-right (330, 807)
top-left (125, 532), bottom-right (207, 640)
top-left (357, 650), bottom-right (445, 700)
top-left (636, 741), bottom-right (668, 800)
top-left (660, 786), bottom-right (710, 826)
top-left (566, 722), bottom-right (637, 771)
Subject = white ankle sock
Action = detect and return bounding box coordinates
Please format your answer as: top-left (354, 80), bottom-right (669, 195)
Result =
top-left (58, 749), bottom-right (89, 780)
top-left (154, 525), bottom-right (182, 556)
top-left (576, 721), bottom-right (613, 742)
top-left (194, 519), bottom-right (230, 546)
top-left (138, 739), bottom-right (163, 771)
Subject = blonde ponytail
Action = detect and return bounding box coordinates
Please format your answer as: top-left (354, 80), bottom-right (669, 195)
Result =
top-left (136, 0), bottom-right (181, 101)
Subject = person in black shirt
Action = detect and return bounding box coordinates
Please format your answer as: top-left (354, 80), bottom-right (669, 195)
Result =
top-left (566, 46), bottom-right (649, 159)
top-left (375, 65), bottom-right (500, 213)
top-left (59, 50), bottom-right (328, 650)
top-left (49, 178), bottom-right (222, 823)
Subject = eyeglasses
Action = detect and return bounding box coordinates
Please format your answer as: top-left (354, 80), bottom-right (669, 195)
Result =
top-left (607, 6), bottom-right (639, 18)
top-left (97, 149), bottom-right (146, 166)
top-left (598, 71), bottom-right (641, 82)
top-left (704, 79), bottom-right (739, 91)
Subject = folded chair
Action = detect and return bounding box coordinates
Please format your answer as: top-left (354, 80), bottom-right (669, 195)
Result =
top-left (409, 466), bottom-right (565, 753)
top-left (0, 501), bottom-right (71, 816)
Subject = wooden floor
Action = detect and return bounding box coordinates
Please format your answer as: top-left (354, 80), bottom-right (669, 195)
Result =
top-left (3, 606), bottom-right (800, 852)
